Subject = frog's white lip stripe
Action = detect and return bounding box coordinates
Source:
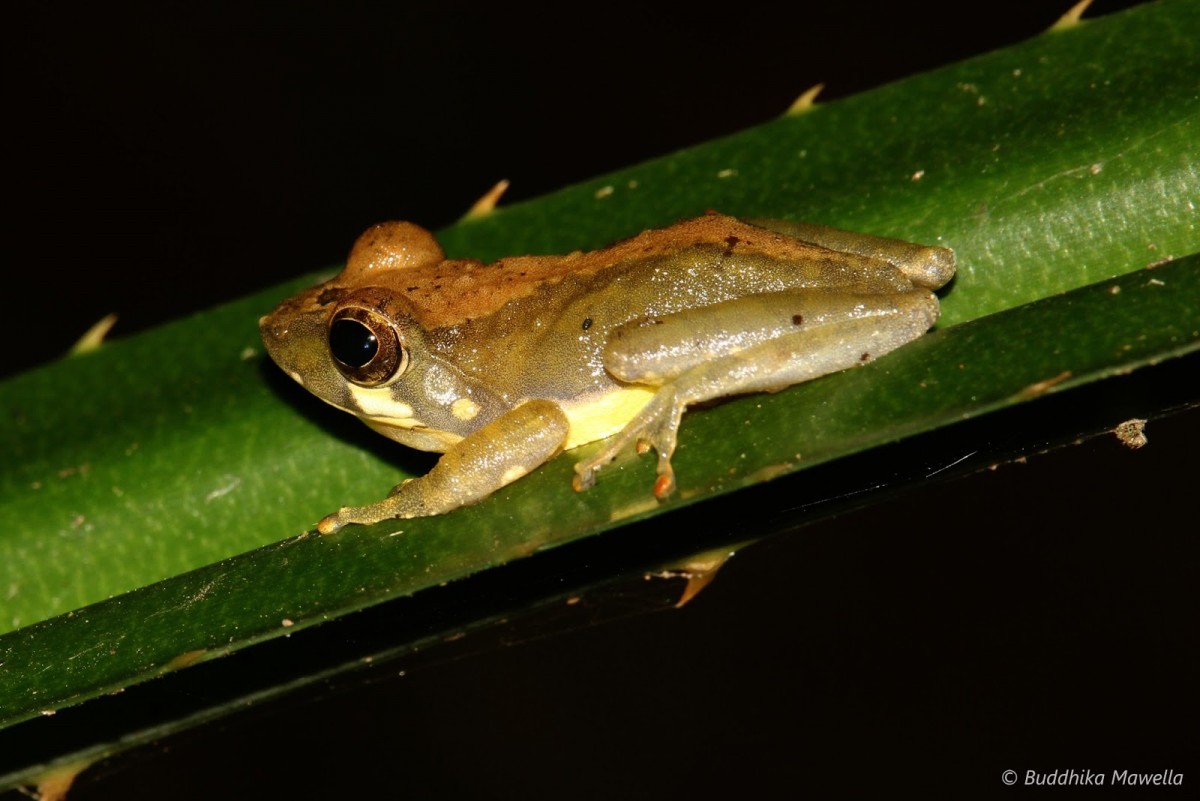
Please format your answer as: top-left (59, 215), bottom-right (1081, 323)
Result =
top-left (348, 384), bottom-right (415, 419)
top-left (367, 416), bottom-right (425, 429)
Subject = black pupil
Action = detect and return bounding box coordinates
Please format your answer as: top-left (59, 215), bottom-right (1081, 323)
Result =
top-left (329, 319), bottom-right (378, 367)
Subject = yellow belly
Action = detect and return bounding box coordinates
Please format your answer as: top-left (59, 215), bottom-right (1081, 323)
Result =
top-left (561, 386), bottom-right (656, 450)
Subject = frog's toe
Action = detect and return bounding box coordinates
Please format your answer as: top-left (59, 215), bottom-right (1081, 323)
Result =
top-left (645, 421), bottom-right (682, 498)
top-left (652, 459), bottom-right (677, 499)
top-left (572, 463), bottom-right (598, 492)
top-left (572, 436), bottom-right (630, 493)
top-left (317, 510), bottom-right (348, 535)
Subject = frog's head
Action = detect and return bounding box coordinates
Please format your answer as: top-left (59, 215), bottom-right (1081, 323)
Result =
top-left (260, 222), bottom-right (502, 452)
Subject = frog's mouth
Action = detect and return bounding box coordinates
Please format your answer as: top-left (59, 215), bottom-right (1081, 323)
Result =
top-left (361, 416), bottom-right (463, 452)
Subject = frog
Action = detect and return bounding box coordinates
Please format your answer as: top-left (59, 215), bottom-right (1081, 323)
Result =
top-left (259, 214), bottom-right (955, 533)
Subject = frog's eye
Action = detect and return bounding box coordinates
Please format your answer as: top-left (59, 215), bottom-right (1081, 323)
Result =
top-left (328, 307), bottom-right (409, 386)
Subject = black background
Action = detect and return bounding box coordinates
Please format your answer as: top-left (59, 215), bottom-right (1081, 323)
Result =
top-left (5, 1), bottom-right (1195, 798)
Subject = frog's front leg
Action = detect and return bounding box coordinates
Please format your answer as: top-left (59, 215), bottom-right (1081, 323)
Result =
top-left (318, 399), bottom-right (569, 533)
top-left (573, 288), bottom-right (940, 497)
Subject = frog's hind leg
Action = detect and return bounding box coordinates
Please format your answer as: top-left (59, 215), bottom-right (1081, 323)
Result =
top-left (747, 219), bottom-right (956, 290)
top-left (573, 288), bottom-right (939, 498)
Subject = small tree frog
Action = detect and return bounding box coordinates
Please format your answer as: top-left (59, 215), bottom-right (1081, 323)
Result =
top-left (260, 215), bottom-right (954, 533)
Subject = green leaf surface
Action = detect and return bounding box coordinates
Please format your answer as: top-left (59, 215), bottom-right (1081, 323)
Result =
top-left (1, 0), bottom-right (1197, 766)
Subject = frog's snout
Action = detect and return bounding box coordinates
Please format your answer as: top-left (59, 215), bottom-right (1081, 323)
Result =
top-left (259, 305), bottom-right (308, 350)
top-left (259, 314), bottom-right (282, 339)
top-left (258, 313), bottom-right (285, 353)
top-left (259, 307), bottom-right (301, 368)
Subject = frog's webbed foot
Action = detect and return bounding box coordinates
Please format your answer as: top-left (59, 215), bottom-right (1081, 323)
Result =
top-left (572, 387), bottom-right (686, 499)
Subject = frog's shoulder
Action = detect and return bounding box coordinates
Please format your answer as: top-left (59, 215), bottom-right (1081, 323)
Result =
top-left (344, 215), bottom-right (817, 329)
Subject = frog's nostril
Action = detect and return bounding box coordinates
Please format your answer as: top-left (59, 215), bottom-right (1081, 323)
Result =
top-left (259, 319), bottom-right (290, 345)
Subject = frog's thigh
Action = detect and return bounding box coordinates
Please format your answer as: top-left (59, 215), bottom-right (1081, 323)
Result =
top-left (580, 290), bottom-right (938, 494)
top-left (605, 289), bottom-right (939, 385)
top-left (318, 400), bottom-right (570, 533)
top-left (748, 219), bottom-right (955, 290)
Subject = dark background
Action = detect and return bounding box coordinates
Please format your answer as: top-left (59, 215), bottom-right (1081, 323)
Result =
top-left (6, 1), bottom-right (1195, 798)
top-left (5, 0), bottom-right (1157, 376)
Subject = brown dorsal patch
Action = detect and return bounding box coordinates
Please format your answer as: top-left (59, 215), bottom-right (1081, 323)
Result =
top-left (347, 215), bottom-right (836, 329)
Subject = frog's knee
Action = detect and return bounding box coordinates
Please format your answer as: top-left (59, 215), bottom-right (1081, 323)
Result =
top-left (905, 246), bottom-right (956, 290)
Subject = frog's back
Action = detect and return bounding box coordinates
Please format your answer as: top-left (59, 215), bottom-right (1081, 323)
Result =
top-left (394, 215), bottom-right (908, 331)
top-left (422, 216), bottom-right (916, 404)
